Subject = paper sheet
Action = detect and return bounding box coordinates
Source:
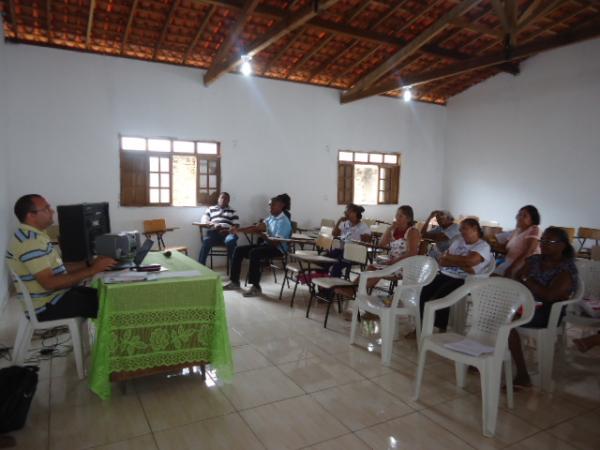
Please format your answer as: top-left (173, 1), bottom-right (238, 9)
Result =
top-left (444, 339), bottom-right (495, 357)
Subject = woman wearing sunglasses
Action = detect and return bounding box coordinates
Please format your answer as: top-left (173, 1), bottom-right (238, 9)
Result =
top-left (508, 226), bottom-right (579, 388)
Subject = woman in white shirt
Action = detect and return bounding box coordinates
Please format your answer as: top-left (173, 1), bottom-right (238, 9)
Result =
top-left (416, 218), bottom-right (492, 333)
top-left (329, 204), bottom-right (372, 277)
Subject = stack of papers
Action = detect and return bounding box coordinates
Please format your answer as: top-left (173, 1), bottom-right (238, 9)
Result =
top-left (101, 270), bottom-right (201, 284)
top-left (444, 339), bottom-right (495, 357)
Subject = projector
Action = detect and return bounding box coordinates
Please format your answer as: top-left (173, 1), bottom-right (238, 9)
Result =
top-left (94, 232), bottom-right (141, 261)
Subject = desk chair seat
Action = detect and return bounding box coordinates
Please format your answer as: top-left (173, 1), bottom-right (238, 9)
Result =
top-left (10, 269), bottom-right (87, 380)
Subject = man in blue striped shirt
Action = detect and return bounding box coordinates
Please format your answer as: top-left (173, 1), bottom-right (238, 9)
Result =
top-left (198, 192), bottom-right (240, 265)
top-left (6, 195), bottom-right (115, 321)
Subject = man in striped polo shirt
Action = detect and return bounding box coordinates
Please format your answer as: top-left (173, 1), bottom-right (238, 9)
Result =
top-left (198, 192), bottom-right (240, 265)
top-left (6, 194), bottom-right (116, 321)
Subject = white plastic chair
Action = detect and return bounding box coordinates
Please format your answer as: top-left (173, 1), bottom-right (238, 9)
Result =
top-left (414, 278), bottom-right (535, 437)
top-left (449, 258), bottom-right (497, 333)
top-left (10, 269), bottom-right (87, 379)
top-left (349, 256), bottom-right (438, 365)
top-left (518, 278), bottom-right (584, 392)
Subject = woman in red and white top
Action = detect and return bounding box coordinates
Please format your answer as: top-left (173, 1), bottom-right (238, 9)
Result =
top-left (494, 205), bottom-right (541, 278)
top-left (363, 205), bottom-right (421, 290)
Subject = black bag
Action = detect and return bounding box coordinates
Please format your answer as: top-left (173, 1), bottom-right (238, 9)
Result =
top-left (0, 366), bottom-right (39, 433)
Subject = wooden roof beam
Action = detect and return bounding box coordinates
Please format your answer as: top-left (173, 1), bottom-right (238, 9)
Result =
top-left (121, 0), bottom-right (139, 54)
top-left (203, 0), bottom-right (341, 86)
top-left (340, 20), bottom-right (600, 104)
top-left (46, 0), bottom-right (52, 43)
top-left (450, 17), bottom-right (504, 38)
top-left (341, 0), bottom-right (483, 102)
top-left (154, 0), bottom-right (181, 59)
top-left (286, 34), bottom-right (333, 78)
top-left (203, 0), bottom-right (261, 84)
top-left (86, 0), bottom-right (96, 48)
top-left (183, 5), bottom-right (215, 63)
top-left (492, 0), bottom-right (518, 44)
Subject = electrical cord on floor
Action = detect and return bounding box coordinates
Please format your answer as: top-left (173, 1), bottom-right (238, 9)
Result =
top-left (24, 326), bottom-right (73, 364)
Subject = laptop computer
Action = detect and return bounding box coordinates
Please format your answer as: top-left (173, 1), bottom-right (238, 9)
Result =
top-left (109, 238), bottom-right (155, 271)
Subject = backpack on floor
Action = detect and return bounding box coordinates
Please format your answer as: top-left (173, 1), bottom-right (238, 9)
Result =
top-left (0, 366), bottom-right (39, 433)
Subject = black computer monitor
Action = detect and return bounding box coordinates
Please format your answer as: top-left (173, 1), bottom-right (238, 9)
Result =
top-left (57, 202), bottom-right (110, 262)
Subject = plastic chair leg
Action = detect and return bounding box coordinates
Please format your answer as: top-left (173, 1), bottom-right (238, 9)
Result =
top-left (413, 346), bottom-right (428, 401)
top-left (381, 314), bottom-right (395, 365)
top-left (278, 271), bottom-right (288, 300)
top-left (455, 362), bottom-right (467, 388)
top-left (68, 321), bottom-right (85, 380)
top-left (12, 316), bottom-right (32, 365)
top-left (540, 331), bottom-right (556, 392)
top-left (349, 304), bottom-right (359, 345)
top-left (504, 358), bottom-right (514, 409)
top-left (480, 361), bottom-right (501, 437)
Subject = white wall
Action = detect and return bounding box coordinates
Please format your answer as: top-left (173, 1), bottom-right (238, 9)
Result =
top-left (2, 44), bottom-right (446, 259)
top-left (444, 38), bottom-right (600, 230)
top-left (0, 27), bottom-right (11, 312)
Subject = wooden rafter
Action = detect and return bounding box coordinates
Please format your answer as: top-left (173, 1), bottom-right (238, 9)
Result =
top-left (203, 0), bottom-right (261, 84)
top-left (295, 0), bottom-right (371, 80)
top-left (341, 0), bottom-right (482, 102)
top-left (286, 34), bottom-right (333, 78)
top-left (369, 0), bottom-right (411, 29)
top-left (340, 20), bottom-right (600, 104)
top-left (450, 17), bottom-right (503, 38)
top-left (183, 5), bottom-right (216, 63)
top-left (491, 0), bottom-right (510, 32)
top-left (518, 0), bottom-right (545, 25)
top-left (86, 0), bottom-right (96, 48)
top-left (329, 45), bottom-right (380, 86)
top-left (46, 0), bottom-right (52, 42)
top-left (517, 0), bottom-right (566, 31)
top-left (154, 0), bottom-right (181, 59)
top-left (262, 30), bottom-right (303, 74)
top-left (7, 0), bottom-right (18, 37)
top-left (122, 0), bottom-right (139, 54)
top-left (203, 0), bottom-right (341, 86)
top-left (308, 40), bottom-right (358, 81)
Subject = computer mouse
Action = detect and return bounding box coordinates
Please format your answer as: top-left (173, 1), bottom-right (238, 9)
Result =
top-left (164, 251), bottom-right (172, 258)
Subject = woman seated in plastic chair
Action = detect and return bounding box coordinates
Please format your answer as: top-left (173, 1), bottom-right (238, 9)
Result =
top-left (328, 204), bottom-right (372, 277)
top-left (414, 218), bottom-right (493, 337)
top-left (509, 227), bottom-right (578, 388)
top-left (493, 205), bottom-right (541, 278)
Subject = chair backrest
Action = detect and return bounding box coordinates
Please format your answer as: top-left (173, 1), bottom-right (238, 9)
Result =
top-left (482, 226), bottom-right (503, 240)
top-left (315, 234), bottom-right (334, 252)
top-left (591, 246), bottom-right (600, 261)
top-left (320, 219), bottom-right (336, 228)
top-left (143, 218), bottom-right (167, 233)
top-left (575, 259), bottom-right (600, 299)
top-left (554, 226), bottom-right (576, 241)
top-left (370, 223), bottom-right (388, 235)
top-left (465, 278), bottom-right (535, 347)
top-left (386, 256), bottom-right (438, 308)
top-left (578, 227), bottom-right (600, 240)
top-left (343, 242), bottom-right (368, 265)
top-left (8, 268), bottom-right (40, 326)
top-left (319, 226), bottom-right (333, 237)
top-left (362, 218), bottom-right (376, 227)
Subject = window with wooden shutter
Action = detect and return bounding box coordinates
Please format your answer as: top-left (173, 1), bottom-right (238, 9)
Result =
top-left (119, 136), bottom-right (221, 207)
top-left (337, 150), bottom-right (400, 205)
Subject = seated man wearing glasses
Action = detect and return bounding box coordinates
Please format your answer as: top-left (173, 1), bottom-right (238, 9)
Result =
top-left (224, 196), bottom-right (292, 297)
top-left (6, 194), bottom-right (116, 321)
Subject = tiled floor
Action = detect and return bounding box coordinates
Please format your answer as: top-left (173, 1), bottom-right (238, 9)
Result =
top-left (1, 269), bottom-right (599, 450)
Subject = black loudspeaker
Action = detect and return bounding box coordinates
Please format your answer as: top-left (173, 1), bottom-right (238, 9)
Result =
top-left (57, 203), bottom-right (111, 262)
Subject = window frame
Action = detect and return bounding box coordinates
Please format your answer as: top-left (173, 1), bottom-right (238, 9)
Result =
top-left (337, 150), bottom-right (401, 205)
top-left (119, 135), bottom-right (221, 207)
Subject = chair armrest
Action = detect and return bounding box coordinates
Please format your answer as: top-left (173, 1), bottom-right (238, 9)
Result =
top-left (421, 284), bottom-right (472, 339)
top-left (547, 298), bottom-right (579, 329)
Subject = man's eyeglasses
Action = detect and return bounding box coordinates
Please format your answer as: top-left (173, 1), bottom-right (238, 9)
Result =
top-left (539, 238), bottom-right (561, 244)
top-left (31, 205), bottom-right (52, 214)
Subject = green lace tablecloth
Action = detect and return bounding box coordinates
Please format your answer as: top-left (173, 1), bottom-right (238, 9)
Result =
top-left (89, 252), bottom-right (233, 399)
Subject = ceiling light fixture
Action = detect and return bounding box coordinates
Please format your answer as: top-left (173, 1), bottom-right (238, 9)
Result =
top-left (240, 54), bottom-right (252, 76)
top-left (403, 87), bottom-right (412, 102)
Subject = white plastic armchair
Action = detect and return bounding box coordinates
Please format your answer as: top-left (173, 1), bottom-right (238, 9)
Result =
top-left (518, 278), bottom-right (584, 392)
top-left (414, 278), bottom-right (535, 437)
top-left (349, 256), bottom-right (438, 365)
top-left (466, 257), bottom-right (496, 282)
top-left (9, 269), bottom-right (87, 379)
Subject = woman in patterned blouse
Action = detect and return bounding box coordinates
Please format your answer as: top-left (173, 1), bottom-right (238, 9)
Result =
top-left (509, 226), bottom-right (578, 388)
